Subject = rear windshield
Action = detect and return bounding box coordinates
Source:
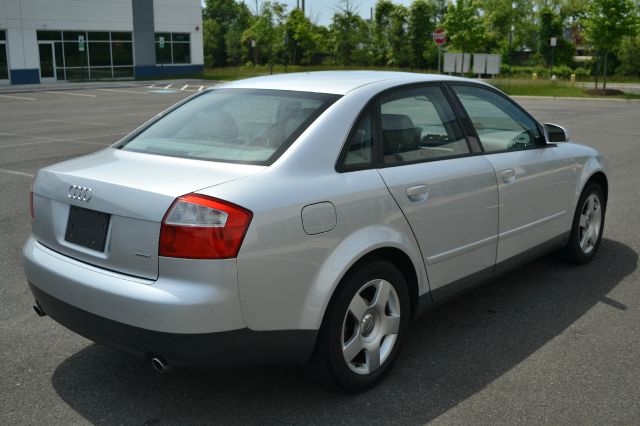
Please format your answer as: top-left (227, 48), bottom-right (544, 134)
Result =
top-left (118, 89), bottom-right (340, 165)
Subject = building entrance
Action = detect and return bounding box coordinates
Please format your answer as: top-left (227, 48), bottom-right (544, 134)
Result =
top-left (38, 42), bottom-right (57, 82)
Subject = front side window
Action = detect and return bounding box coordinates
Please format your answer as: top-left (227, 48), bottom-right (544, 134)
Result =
top-left (119, 89), bottom-right (339, 165)
top-left (452, 85), bottom-right (543, 152)
top-left (380, 86), bottom-right (469, 164)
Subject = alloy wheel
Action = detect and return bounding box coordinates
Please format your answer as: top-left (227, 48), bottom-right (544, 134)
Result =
top-left (341, 279), bottom-right (401, 375)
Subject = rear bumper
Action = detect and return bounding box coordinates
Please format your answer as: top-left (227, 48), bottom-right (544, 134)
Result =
top-left (23, 237), bottom-right (317, 366)
top-left (29, 284), bottom-right (316, 367)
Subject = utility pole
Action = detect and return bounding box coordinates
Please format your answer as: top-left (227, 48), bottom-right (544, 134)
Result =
top-left (550, 37), bottom-right (557, 79)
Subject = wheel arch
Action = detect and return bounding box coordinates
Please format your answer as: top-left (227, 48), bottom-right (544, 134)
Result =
top-left (301, 225), bottom-right (428, 331)
top-left (586, 171), bottom-right (608, 205)
top-left (346, 247), bottom-right (420, 319)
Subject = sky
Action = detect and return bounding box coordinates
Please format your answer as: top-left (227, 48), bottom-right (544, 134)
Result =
top-left (243, 1), bottom-right (416, 26)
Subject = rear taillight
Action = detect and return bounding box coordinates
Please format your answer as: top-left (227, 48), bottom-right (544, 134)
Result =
top-left (29, 179), bottom-right (35, 220)
top-left (159, 194), bottom-right (252, 259)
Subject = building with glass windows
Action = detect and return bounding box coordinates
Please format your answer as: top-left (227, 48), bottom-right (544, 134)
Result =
top-left (0, 0), bottom-right (203, 85)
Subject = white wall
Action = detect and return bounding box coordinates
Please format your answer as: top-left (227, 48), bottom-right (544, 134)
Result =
top-left (3, 0), bottom-right (134, 31)
top-left (153, 0), bottom-right (203, 65)
top-left (0, 0), bottom-right (203, 75)
top-left (0, 0), bottom-right (134, 71)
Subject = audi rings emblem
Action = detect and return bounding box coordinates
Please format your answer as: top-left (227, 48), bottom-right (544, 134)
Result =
top-left (68, 185), bottom-right (92, 202)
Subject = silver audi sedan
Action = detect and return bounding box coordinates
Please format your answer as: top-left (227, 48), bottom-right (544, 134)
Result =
top-left (24, 71), bottom-right (607, 391)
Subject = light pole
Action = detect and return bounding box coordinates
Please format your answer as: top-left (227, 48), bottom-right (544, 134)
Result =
top-left (509, 25), bottom-right (514, 79)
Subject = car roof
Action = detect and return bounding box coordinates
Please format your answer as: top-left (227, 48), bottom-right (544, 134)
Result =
top-left (216, 71), bottom-right (482, 95)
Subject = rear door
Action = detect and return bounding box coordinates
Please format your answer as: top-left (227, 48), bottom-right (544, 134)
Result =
top-left (449, 84), bottom-right (576, 265)
top-left (373, 84), bottom-right (499, 294)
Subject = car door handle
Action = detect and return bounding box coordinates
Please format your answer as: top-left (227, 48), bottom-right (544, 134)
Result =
top-left (406, 185), bottom-right (429, 203)
top-left (501, 169), bottom-right (516, 183)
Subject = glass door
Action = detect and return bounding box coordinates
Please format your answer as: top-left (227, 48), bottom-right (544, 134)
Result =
top-left (0, 43), bottom-right (8, 81)
top-left (38, 42), bottom-right (56, 82)
top-left (0, 30), bottom-right (8, 82)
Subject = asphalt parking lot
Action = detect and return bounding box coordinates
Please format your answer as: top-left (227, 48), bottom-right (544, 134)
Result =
top-left (1, 85), bottom-right (639, 425)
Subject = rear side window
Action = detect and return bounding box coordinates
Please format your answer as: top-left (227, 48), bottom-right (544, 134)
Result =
top-left (380, 86), bottom-right (469, 164)
top-left (452, 85), bottom-right (543, 152)
top-left (343, 107), bottom-right (374, 168)
top-left (120, 89), bottom-right (339, 165)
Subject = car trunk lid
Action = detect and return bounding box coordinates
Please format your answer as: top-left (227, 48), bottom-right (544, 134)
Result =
top-left (31, 148), bottom-right (264, 279)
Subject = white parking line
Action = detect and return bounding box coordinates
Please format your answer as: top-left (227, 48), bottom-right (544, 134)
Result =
top-left (0, 140), bottom-right (55, 148)
top-left (181, 84), bottom-right (189, 90)
top-left (0, 131), bottom-right (60, 142)
top-left (0, 130), bottom-right (122, 148)
top-left (43, 118), bottom-right (110, 126)
top-left (98, 88), bottom-right (149, 95)
top-left (198, 86), bottom-right (204, 91)
top-left (69, 132), bottom-right (127, 140)
top-left (163, 84), bottom-right (172, 89)
top-left (0, 94), bottom-right (37, 101)
top-left (45, 91), bottom-right (97, 98)
top-left (0, 168), bottom-right (34, 178)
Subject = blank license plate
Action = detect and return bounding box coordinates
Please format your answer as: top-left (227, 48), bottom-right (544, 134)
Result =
top-left (64, 205), bottom-right (110, 252)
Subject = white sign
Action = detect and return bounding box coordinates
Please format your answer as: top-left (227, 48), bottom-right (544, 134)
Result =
top-left (486, 54), bottom-right (502, 75)
top-left (443, 52), bottom-right (456, 73)
top-left (159, 36), bottom-right (165, 49)
top-left (550, 37), bottom-right (557, 47)
top-left (473, 54), bottom-right (487, 74)
top-left (443, 53), bottom-right (471, 74)
top-left (78, 35), bottom-right (85, 52)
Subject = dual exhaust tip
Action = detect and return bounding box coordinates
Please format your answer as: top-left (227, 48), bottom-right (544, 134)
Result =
top-left (33, 300), bottom-right (171, 374)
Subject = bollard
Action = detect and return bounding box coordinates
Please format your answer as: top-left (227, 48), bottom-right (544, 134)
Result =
top-left (532, 72), bottom-right (538, 80)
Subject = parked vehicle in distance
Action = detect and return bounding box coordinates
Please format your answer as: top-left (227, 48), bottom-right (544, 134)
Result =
top-left (24, 72), bottom-right (607, 392)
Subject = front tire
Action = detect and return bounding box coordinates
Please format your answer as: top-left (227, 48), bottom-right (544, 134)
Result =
top-left (562, 182), bottom-right (606, 264)
top-left (308, 259), bottom-right (410, 392)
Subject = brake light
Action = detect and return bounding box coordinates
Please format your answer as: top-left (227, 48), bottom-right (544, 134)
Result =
top-left (29, 179), bottom-right (35, 220)
top-left (159, 194), bottom-right (252, 259)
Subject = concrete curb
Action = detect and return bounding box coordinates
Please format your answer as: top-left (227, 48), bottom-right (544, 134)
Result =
top-left (512, 95), bottom-right (640, 102)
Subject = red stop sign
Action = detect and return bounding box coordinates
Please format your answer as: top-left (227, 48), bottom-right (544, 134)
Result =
top-left (433, 28), bottom-right (446, 45)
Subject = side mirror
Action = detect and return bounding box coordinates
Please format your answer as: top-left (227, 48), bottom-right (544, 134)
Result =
top-left (544, 123), bottom-right (570, 143)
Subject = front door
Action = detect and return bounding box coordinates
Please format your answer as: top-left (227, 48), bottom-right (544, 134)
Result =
top-left (38, 42), bottom-right (56, 82)
top-left (375, 84), bottom-right (499, 294)
top-left (450, 84), bottom-right (575, 265)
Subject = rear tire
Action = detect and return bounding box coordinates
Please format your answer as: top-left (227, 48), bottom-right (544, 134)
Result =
top-left (562, 182), bottom-right (606, 264)
top-left (307, 259), bottom-right (410, 392)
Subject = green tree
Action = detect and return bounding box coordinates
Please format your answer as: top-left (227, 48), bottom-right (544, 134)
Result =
top-left (444, 0), bottom-right (486, 65)
top-left (224, 2), bottom-right (253, 66)
top-left (241, 2), bottom-right (287, 70)
top-left (615, 35), bottom-right (640, 76)
top-left (203, 0), bottom-right (251, 66)
top-left (372, 0), bottom-right (396, 65)
top-left (584, 0), bottom-right (639, 89)
top-left (482, 0), bottom-right (536, 56)
top-left (409, 0), bottom-right (438, 69)
top-left (285, 8), bottom-right (320, 65)
top-left (537, 6), bottom-right (576, 69)
top-left (330, 1), bottom-right (371, 66)
top-left (387, 5), bottom-right (412, 67)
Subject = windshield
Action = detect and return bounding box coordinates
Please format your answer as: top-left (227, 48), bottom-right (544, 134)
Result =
top-left (119, 88), bottom-right (340, 165)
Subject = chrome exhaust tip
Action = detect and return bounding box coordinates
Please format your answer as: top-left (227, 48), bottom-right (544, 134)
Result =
top-left (151, 356), bottom-right (170, 373)
top-left (33, 302), bottom-right (46, 317)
